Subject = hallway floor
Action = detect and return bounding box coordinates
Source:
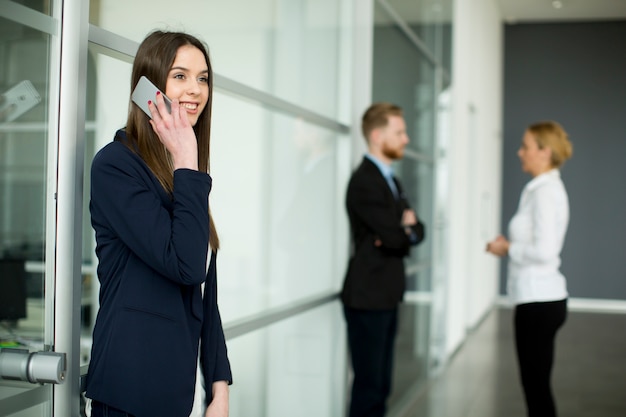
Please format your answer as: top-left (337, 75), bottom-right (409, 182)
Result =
top-left (392, 306), bottom-right (626, 417)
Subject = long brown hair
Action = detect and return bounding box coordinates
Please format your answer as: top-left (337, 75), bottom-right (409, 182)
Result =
top-left (126, 30), bottom-right (219, 250)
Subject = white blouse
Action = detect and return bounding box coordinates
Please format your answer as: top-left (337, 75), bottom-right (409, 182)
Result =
top-left (507, 169), bottom-right (569, 305)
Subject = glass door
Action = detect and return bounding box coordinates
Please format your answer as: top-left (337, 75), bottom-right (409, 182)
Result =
top-left (0, 2), bottom-right (57, 415)
top-left (372, 0), bottom-right (453, 412)
top-left (0, 1), bottom-right (87, 415)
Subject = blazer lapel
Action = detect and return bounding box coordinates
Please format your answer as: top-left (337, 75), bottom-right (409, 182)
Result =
top-left (362, 157), bottom-right (397, 203)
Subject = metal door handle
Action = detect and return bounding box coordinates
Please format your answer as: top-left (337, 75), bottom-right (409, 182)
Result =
top-left (0, 348), bottom-right (66, 384)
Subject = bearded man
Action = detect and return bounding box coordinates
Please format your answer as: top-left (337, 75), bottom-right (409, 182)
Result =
top-left (341, 102), bottom-right (426, 417)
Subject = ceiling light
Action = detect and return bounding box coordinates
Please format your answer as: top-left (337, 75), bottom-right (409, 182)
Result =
top-left (552, 0), bottom-right (563, 9)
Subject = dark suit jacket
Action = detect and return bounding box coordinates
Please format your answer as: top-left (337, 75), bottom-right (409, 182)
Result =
top-left (341, 156), bottom-right (425, 310)
top-left (85, 130), bottom-right (231, 417)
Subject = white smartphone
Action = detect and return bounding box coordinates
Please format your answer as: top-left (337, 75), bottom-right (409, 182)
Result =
top-left (131, 76), bottom-right (172, 118)
top-left (0, 80), bottom-right (42, 122)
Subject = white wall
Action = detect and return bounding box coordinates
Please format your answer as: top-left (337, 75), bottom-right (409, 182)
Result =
top-left (445, 0), bottom-right (503, 357)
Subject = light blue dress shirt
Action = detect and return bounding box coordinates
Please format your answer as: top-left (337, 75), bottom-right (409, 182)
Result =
top-left (365, 153), bottom-right (399, 199)
top-left (364, 154), bottom-right (421, 244)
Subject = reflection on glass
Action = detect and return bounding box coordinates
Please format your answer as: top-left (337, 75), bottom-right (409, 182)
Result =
top-left (210, 93), bottom-right (350, 323)
top-left (0, 11), bottom-right (54, 416)
top-left (80, 47), bottom-right (134, 367)
top-left (373, 4), bottom-right (437, 156)
top-left (88, 0), bottom-right (347, 122)
top-left (0, 16), bottom-right (49, 350)
top-left (228, 301), bottom-right (346, 417)
top-left (373, 0), bottom-right (452, 411)
top-left (0, 80), bottom-right (42, 123)
top-left (388, 297), bottom-right (432, 405)
top-left (82, 48), bottom-right (351, 336)
top-left (383, 0), bottom-right (454, 73)
top-left (3, 402), bottom-right (52, 417)
top-left (398, 158), bottom-right (434, 269)
top-left (269, 117), bottom-right (340, 301)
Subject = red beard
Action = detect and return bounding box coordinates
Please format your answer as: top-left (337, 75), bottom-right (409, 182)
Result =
top-left (382, 142), bottom-right (404, 160)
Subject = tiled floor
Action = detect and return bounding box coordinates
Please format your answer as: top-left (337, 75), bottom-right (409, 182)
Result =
top-left (393, 307), bottom-right (626, 417)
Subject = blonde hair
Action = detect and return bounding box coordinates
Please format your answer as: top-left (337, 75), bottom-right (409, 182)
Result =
top-left (527, 121), bottom-right (573, 168)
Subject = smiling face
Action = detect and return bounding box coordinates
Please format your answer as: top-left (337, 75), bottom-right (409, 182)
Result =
top-left (164, 45), bottom-right (209, 127)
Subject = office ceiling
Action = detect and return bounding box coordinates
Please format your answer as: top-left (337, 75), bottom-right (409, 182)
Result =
top-left (499, 0), bottom-right (626, 23)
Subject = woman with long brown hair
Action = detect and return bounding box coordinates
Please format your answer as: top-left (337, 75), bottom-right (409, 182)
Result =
top-left (85, 30), bottom-right (231, 417)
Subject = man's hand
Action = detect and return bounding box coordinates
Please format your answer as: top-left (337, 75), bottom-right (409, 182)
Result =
top-left (401, 209), bottom-right (417, 227)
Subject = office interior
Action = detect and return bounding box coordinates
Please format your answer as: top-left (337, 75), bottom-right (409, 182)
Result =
top-left (0, 0), bottom-right (625, 415)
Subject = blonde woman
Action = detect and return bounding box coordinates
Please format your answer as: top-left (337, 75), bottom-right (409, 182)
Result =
top-left (487, 121), bottom-right (573, 417)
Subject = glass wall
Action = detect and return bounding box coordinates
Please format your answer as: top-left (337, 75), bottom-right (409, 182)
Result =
top-left (209, 98), bottom-right (351, 321)
top-left (1, 1), bottom-right (457, 415)
top-left (372, 0), bottom-right (453, 412)
top-left (83, 1), bottom-right (353, 416)
top-left (0, 1), bottom-right (57, 414)
top-left (228, 301), bottom-right (346, 417)
top-left (89, 0), bottom-right (349, 124)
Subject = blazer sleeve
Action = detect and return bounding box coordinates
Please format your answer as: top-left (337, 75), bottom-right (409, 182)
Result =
top-left (397, 181), bottom-right (426, 246)
top-left (406, 220), bottom-right (426, 246)
top-left (90, 142), bottom-right (211, 286)
top-left (201, 253), bottom-right (233, 403)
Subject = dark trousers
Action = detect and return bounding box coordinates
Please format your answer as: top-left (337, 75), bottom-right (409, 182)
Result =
top-left (343, 306), bottom-right (398, 417)
top-left (91, 400), bottom-right (136, 417)
top-left (514, 299), bottom-right (567, 417)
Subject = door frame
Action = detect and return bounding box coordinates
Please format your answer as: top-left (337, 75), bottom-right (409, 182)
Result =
top-left (53, 0), bottom-right (90, 415)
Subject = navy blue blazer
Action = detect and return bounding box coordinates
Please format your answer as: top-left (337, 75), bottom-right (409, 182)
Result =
top-left (341, 157), bottom-right (425, 310)
top-left (85, 130), bottom-right (232, 417)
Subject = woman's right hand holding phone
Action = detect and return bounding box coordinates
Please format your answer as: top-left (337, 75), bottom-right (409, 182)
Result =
top-left (148, 92), bottom-right (198, 171)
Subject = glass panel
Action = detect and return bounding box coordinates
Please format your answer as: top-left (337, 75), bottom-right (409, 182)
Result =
top-left (79, 46), bottom-right (133, 369)
top-left (82, 2), bottom-right (354, 412)
top-left (81, 46), bottom-right (351, 327)
top-left (2, 399), bottom-right (52, 417)
top-left (5, 0), bottom-right (52, 15)
top-left (373, 1), bottom-right (448, 411)
top-left (399, 159), bottom-right (434, 284)
top-left (80, 44), bottom-right (116, 367)
top-left (388, 293), bottom-right (432, 406)
top-left (373, 2), bottom-right (437, 284)
top-left (210, 94), bottom-right (350, 322)
top-left (0, 7), bottom-right (54, 416)
top-left (228, 301), bottom-right (346, 417)
top-left (412, 62), bottom-right (437, 157)
top-left (373, 5), bottom-right (436, 157)
top-left (384, 0), bottom-right (454, 73)
top-left (88, 0), bottom-right (347, 122)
